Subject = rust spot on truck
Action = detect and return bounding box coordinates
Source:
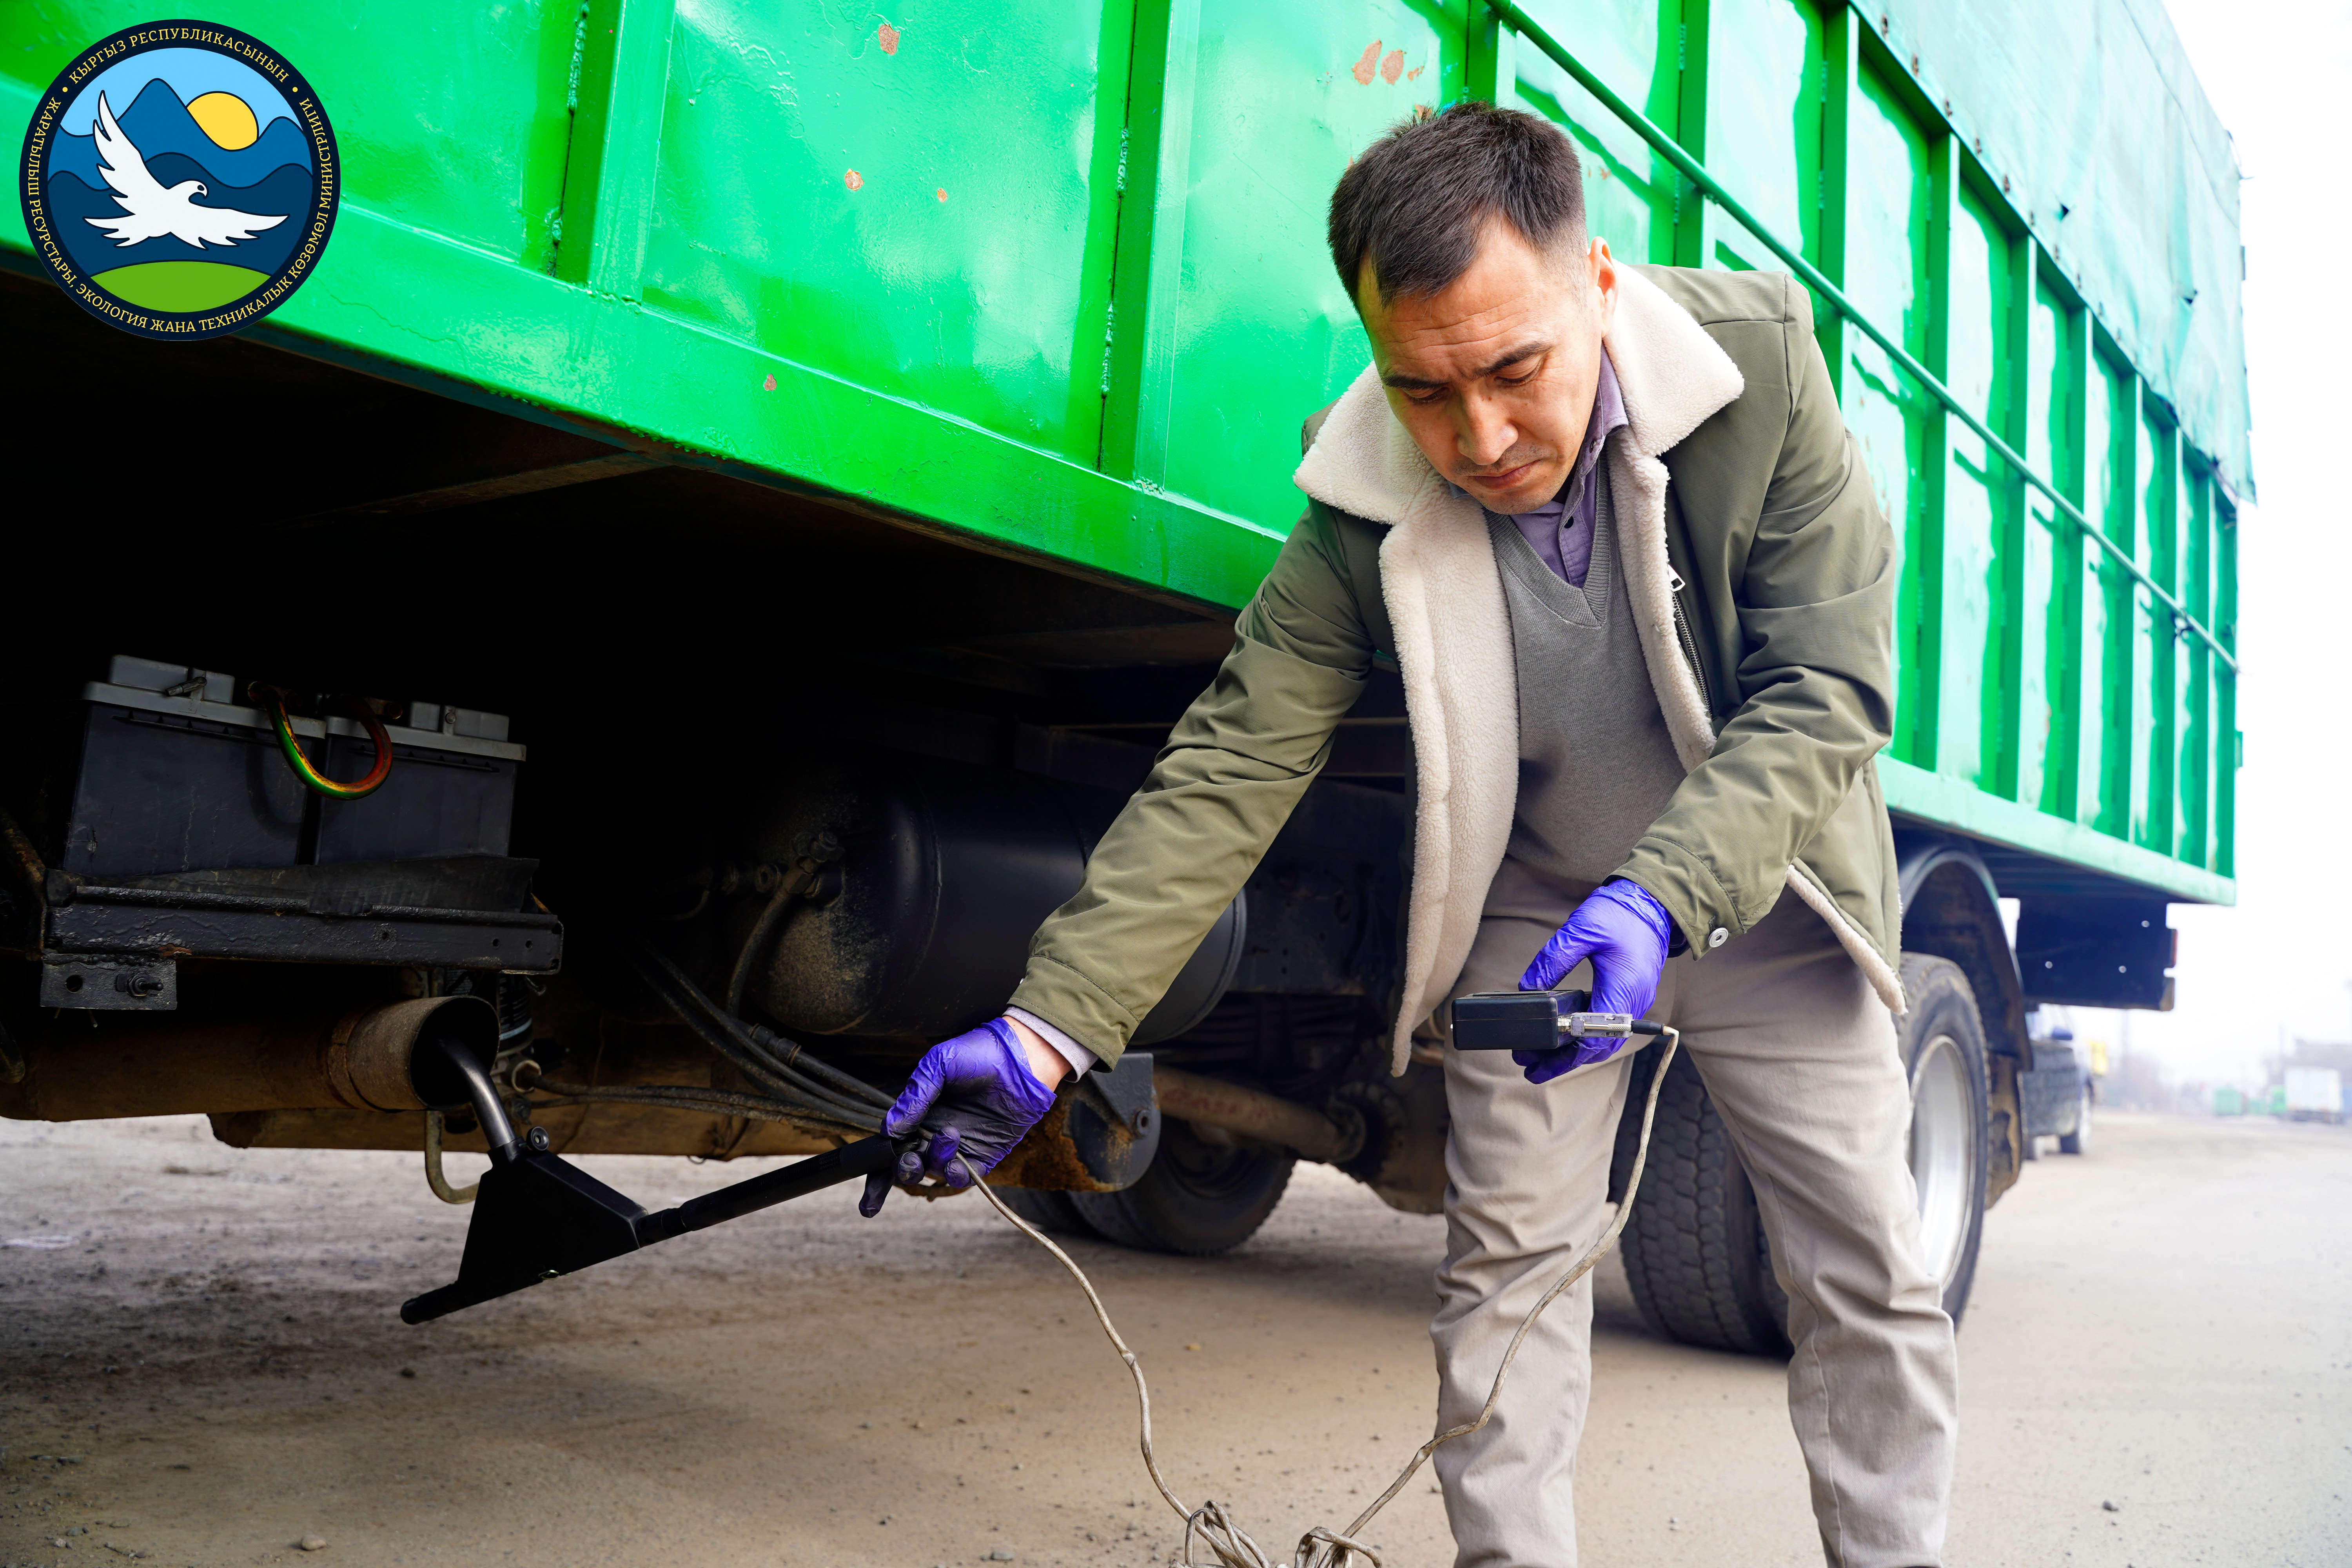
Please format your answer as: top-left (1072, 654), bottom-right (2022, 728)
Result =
top-left (986, 1099), bottom-right (1129, 1194)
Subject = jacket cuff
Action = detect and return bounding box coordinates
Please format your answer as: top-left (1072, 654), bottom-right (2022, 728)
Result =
top-left (1614, 836), bottom-right (1740, 959)
top-left (1007, 956), bottom-right (1136, 1069)
top-left (1004, 1008), bottom-right (1098, 1077)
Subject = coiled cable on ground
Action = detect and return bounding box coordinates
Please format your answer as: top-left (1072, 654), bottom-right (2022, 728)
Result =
top-left (969, 1026), bottom-right (1683, 1568)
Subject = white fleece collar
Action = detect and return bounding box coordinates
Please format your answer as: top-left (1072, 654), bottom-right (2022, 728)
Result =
top-left (1293, 265), bottom-right (1745, 521)
top-left (1284, 266), bottom-right (1904, 1062)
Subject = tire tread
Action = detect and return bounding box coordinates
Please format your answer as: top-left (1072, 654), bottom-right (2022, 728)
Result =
top-left (1620, 1049), bottom-right (1790, 1355)
top-left (1622, 951), bottom-right (1992, 1357)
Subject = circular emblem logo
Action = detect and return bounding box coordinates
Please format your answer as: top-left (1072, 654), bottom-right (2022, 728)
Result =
top-left (17, 20), bottom-right (338, 340)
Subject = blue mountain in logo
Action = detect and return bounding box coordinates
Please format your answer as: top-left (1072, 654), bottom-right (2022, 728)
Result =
top-left (45, 155), bottom-right (314, 279)
top-left (46, 77), bottom-right (311, 191)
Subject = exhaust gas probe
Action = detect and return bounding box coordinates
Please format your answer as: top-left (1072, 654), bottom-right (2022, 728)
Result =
top-left (400, 976), bottom-right (1673, 1568)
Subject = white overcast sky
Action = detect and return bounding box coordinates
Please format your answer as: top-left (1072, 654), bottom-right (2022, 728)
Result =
top-left (2074, 1), bottom-right (2352, 1084)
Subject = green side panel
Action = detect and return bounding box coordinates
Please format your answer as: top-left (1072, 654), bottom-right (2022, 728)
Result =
top-left (2016, 263), bottom-right (2080, 822)
top-left (1938, 176), bottom-right (2022, 799)
top-left (2180, 469), bottom-right (2213, 867)
top-left (2134, 400), bottom-right (2175, 856)
top-left (1878, 757), bottom-right (2233, 905)
top-left (1840, 58), bottom-right (1940, 768)
top-left (0, 2), bottom-right (1269, 605)
top-left (640, 0), bottom-right (1120, 466)
top-left (2082, 345), bottom-right (2128, 838)
top-left (1699, 0), bottom-right (1823, 278)
top-left (2214, 502), bottom-right (2238, 878)
top-left (1873, 1), bottom-right (2251, 497)
top-left (9, 2), bottom-right (580, 267)
top-left (1150, 0), bottom-right (1465, 532)
top-left (1504, 0), bottom-right (1681, 266)
top-left (361, 0), bottom-right (584, 269)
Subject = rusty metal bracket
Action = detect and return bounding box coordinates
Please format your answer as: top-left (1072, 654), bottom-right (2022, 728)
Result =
top-left (0, 798), bottom-right (47, 956)
top-left (987, 1051), bottom-right (1161, 1194)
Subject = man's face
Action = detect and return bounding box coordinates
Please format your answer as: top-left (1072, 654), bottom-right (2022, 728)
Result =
top-left (1357, 223), bottom-right (1618, 515)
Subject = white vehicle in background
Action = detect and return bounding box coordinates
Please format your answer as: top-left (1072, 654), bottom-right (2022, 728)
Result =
top-left (2284, 1067), bottom-right (2344, 1125)
top-left (2020, 1014), bottom-right (2095, 1159)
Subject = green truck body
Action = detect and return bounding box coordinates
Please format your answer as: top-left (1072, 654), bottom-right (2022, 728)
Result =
top-left (4, 0), bottom-right (2245, 906)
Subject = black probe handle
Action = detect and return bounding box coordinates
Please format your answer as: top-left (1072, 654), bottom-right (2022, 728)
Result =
top-left (634, 1134), bottom-right (901, 1243)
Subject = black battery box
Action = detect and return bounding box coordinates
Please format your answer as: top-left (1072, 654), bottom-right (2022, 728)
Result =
top-left (0, 656), bottom-right (561, 1007)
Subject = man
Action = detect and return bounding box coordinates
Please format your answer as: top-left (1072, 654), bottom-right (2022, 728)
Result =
top-left (864, 102), bottom-right (1956, 1567)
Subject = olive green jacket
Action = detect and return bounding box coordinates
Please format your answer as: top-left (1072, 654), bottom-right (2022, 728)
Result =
top-left (1012, 264), bottom-right (1904, 1072)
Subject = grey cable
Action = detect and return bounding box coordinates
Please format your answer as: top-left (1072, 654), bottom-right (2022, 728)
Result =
top-left (971, 1027), bottom-right (1683, 1568)
top-left (724, 860), bottom-right (814, 1017)
top-left (633, 921), bottom-right (893, 1116)
top-left (423, 1110), bottom-right (480, 1205)
top-left (593, 909), bottom-right (890, 1129)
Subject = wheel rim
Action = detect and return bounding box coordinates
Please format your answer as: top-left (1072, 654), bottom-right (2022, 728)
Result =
top-left (1907, 1034), bottom-right (1975, 1287)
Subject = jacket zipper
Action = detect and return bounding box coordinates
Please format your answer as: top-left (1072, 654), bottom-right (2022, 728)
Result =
top-left (1667, 568), bottom-right (1715, 719)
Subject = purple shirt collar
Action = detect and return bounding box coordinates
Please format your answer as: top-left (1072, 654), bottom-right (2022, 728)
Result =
top-left (1499, 349), bottom-right (1626, 587)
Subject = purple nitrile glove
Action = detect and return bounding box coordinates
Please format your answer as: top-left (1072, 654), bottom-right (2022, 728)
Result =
top-left (1513, 879), bottom-right (1676, 1086)
top-left (860, 1016), bottom-right (1057, 1217)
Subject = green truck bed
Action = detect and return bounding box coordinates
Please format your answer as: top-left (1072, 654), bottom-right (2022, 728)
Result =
top-left (2, 0), bottom-right (2245, 905)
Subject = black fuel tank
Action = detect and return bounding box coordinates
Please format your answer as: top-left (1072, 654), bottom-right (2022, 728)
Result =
top-left (731, 749), bottom-right (1243, 1044)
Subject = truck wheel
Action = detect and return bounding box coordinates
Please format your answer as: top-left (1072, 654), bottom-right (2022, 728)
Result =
top-left (1069, 1117), bottom-right (1293, 1256)
top-left (1619, 1048), bottom-right (1792, 1355)
top-left (2058, 1080), bottom-right (2092, 1156)
top-left (1619, 953), bottom-right (1992, 1357)
top-left (996, 1187), bottom-right (1096, 1236)
top-left (1899, 954), bottom-right (1991, 1325)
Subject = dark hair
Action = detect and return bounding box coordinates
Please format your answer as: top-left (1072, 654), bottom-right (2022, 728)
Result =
top-left (1327, 101), bottom-right (1588, 306)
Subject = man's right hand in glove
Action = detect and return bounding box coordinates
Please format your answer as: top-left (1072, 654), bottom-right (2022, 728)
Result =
top-left (860, 1015), bottom-right (1067, 1216)
top-left (1514, 878), bottom-right (1675, 1085)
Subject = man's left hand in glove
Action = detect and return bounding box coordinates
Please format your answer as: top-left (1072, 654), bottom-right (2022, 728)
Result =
top-left (860, 1015), bottom-right (1069, 1216)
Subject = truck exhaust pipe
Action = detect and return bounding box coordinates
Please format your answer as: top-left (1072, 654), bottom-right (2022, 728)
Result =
top-left (0, 995), bottom-right (499, 1122)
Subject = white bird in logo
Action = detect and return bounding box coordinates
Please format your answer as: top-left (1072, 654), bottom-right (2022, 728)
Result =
top-left (82, 90), bottom-right (287, 249)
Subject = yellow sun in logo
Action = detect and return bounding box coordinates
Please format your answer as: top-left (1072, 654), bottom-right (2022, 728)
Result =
top-left (185, 91), bottom-right (260, 151)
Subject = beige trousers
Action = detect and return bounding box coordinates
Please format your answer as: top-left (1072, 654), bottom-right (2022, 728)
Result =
top-left (1430, 866), bottom-right (1957, 1568)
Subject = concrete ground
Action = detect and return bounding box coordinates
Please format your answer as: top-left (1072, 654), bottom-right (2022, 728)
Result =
top-left (0, 1109), bottom-right (2345, 1568)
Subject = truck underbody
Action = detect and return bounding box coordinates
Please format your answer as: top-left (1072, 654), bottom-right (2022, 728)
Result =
top-left (0, 263), bottom-right (2167, 1352)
